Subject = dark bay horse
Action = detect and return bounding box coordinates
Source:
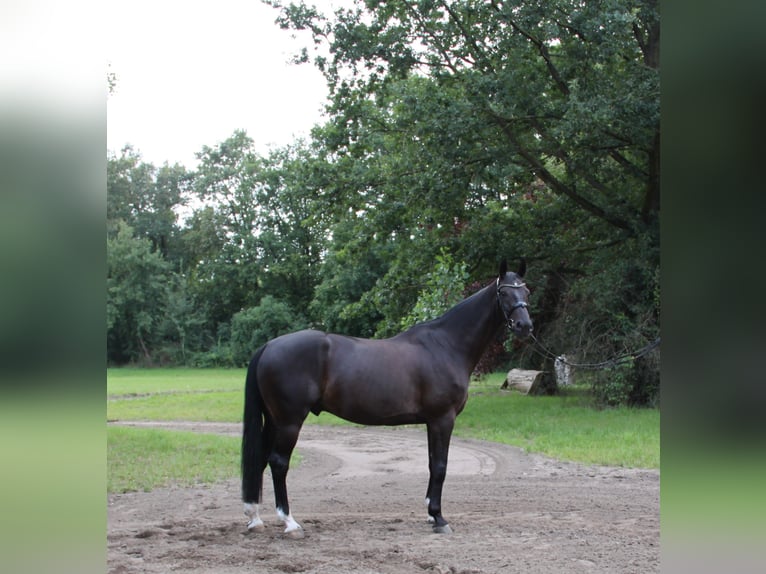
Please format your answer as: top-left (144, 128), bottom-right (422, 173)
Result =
top-left (242, 260), bottom-right (532, 537)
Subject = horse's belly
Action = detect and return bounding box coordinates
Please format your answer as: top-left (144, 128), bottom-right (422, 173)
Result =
top-left (320, 336), bottom-right (437, 425)
top-left (324, 398), bottom-right (424, 426)
top-left (321, 374), bottom-right (424, 426)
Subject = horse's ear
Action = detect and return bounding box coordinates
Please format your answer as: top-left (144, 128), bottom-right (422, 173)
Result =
top-left (517, 257), bottom-right (526, 278)
top-left (498, 259), bottom-right (508, 278)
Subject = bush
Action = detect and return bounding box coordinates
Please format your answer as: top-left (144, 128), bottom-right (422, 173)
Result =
top-left (590, 363), bottom-right (633, 407)
top-left (531, 235), bottom-right (660, 406)
top-left (587, 348), bottom-right (660, 408)
top-left (188, 345), bottom-right (235, 368)
top-left (229, 296), bottom-right (308, 366)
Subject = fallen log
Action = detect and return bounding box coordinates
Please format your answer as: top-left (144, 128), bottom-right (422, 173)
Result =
top-left (501, 369), bottom-right (546, 394)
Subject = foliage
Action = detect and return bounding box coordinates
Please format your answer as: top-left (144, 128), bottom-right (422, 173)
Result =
top-left (185, 131), bottom-right (264, 327)
top-left (106, 1), bottom-right (660, 404)
top-left (400, 249), bottom-right (468, 330)
top-left (537, 232), bottom-right (660, 405)
top-left (270, 0), bottom-right (660, 400)
top-left (107, 221), bottom-right (172, 364)
top-left (308, 217), bottom-right (389, 337)
top-left (230, 296), bottom-right (308, 366)
top-left (277, 0), bottom-right (659, 232)
top-left (107, 145), bottom-right (188, 260)
top-left (589, 363), bottom-right (634, 408)
top-left (157, 274), bottom-right (210, 365)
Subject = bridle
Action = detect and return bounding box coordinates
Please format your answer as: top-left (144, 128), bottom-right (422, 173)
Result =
top-left (496, 277), bottom-right (529, 330)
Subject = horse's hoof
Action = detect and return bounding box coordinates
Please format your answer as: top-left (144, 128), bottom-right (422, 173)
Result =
top-left (284, 527), bottom-right (305, 540)
top-left (432, 524), bottom-right (453, 534)
top-left (247, 519), bottom-right (266, 532)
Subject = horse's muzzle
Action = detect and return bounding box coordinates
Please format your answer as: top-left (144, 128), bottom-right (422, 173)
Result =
top-left (511, 317), bottom-right (533, 339)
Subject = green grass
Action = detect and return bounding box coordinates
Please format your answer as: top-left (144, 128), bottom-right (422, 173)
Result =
top-left (107, 367), bottom-right (245, 397)
top-left (107, 426), bottom-right (241, 493)
top-left (107, 368), bottom-right (659, 495)
top-left (458, 374), bottom-right (659, 468)
top-left (108, 390), bottom-right (243, 422)
top-left (107, 367), bottom-right (245, 422)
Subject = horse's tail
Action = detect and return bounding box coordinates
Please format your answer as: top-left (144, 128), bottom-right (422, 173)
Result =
top-left (242, 344), bottom-right (268, 503)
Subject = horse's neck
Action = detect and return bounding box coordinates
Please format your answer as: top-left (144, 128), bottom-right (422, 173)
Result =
top-left (436, 283), bottom-right (503, 374)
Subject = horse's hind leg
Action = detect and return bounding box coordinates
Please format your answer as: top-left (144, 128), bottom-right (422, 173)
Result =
top-left (269, 423), bottom-right (304, 538)
top-left (244, 502), bottom-right (264, 532)
top-left (244, 420), bottom-right (273, 532)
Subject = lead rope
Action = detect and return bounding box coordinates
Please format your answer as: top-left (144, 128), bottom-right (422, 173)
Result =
top-left (524, 332), bottom-right (660, 370)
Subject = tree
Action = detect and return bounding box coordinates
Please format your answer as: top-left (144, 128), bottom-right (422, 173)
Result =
top-left (103, 1), bottom-right (659, 405)
top-left (186, 131), bottom-right (264, 328)
top-left (254, 142), bottom-right (334, 312)
top-left (185, 132), bottom-right (331, 331)
top-left (107, 146), bottom-right (188, 260)
top-left (309, 215), bottom-right (390, 337)
top-left (267, 0), bottom-right (660, 403)
top-left (271, 0), bottom-right (658, 232)
top-left (107, 221), bottom-right (172, 364)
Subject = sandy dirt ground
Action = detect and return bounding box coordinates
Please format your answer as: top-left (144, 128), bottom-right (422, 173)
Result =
top-left (108, 421), bottom-right (659, 574)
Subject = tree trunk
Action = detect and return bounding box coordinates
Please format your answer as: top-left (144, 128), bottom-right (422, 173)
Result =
top-left (138, 334), bottom-right (153, 366)
top-left (530, 358), bottom-right (560, 395)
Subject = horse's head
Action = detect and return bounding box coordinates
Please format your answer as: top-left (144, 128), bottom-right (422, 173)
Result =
top-left (496, 259), bottom-right (533, 338)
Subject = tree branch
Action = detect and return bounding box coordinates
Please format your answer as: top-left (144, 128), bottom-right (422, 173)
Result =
top-left (502, 17), bottom-right (570, 96)
top-left (437, 0), bottom-right (494, 73)
top-left (487, 109), bottom-right (633, 232)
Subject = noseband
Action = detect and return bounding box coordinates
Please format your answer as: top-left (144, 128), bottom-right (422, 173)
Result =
top-left (496, 278), bottom-right (529, 330)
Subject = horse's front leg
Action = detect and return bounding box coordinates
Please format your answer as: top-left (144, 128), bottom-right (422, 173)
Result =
top-left (425, 415), bottom-right (455, 534)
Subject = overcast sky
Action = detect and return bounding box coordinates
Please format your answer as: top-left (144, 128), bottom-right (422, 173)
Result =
top-left (107, 0), bottom-right (337, 168)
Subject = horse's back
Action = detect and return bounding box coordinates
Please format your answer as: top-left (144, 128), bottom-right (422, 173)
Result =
top-left (261, 329), bottom-right (328, 364)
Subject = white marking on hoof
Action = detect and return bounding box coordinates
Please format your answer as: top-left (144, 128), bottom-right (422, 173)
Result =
top-left (244, 502), bottom-right (265, 531)
top-left (433, 523), bottom-right (453, 534)
top-left (277, 507), bottom-right (304, 538)
top-left (426, 497), bottom-right (435, 523)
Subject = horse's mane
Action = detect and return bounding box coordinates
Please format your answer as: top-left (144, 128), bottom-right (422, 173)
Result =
top-left (396, 281), bottom-right (493, 338)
